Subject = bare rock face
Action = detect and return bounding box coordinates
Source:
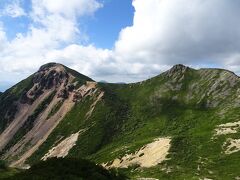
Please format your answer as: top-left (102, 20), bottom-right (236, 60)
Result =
top-left (167, 64), bottom-right (191, 86)
top-left (0, 63), bottom-right (74, 154)
top-left (24, 63), bottom-right (71, 103)
top-left (166, 64), bottom-right (190, 78)
top-left (73, 91), bottom-right (82, 102)
top-left (57, 88), bottom-right (69, 99)
top-left (158, 64), bottom-right (192, 92)
top-left (0, 62), bottom-right (105, 168)
top-left (33, 64), bottom-right (69, 90)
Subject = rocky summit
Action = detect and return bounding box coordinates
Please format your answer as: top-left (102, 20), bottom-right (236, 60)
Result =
top-left (0, 63), bottom-right (240, 179)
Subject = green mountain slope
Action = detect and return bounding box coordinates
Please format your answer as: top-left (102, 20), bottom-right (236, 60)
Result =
top-left (1, 63), bottom-right (240, 179)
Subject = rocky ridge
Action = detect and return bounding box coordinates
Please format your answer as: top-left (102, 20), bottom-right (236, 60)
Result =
top-left (1, 63), bottom-right (240, 179)
top-left (0, 63), bottom-right (104, 167)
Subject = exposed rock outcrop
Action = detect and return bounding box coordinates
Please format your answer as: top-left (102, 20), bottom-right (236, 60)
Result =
top-left (103, 137), bottom-right (171, 168)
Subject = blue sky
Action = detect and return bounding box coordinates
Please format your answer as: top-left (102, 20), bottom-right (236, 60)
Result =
top-left (0, 0), bottom-right (30, 38)
top-left (84, 0), bottom-right (134, 49)
top-left (0, 0), bottom-right (240, 92)
top-left (0, 0), bottom-right (135, 91)
top-left (0, 0), bottom-right (134, 48)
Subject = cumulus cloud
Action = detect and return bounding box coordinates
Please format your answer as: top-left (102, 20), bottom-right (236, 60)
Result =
top-left (0, 23), bottom-right (8, 48)
top-left (32, 0), bottom-right (102, 18)
top-left (45, 44), bottom-right (114, 76)
top-left (1, 0), bottom-right (240, 89)
top-left (114, 0), bottom-right (240, 70)
top-left (0, 0), bottom-right (103, 82)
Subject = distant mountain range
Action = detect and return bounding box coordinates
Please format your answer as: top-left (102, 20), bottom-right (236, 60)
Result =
top-left (0, 63), bottom-right (240, 179)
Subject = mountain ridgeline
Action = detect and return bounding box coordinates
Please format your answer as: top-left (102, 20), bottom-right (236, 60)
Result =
top-left (0, 63), bottom-right (240, 179)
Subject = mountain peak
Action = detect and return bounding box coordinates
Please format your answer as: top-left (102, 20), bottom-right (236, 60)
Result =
top-left (165, 64), bottom-right (191, 79)
top-left (170, 64), bottom-right (189, 71)
top-left (38, 62), bottom-right (93, 83)
top-left (39, 62), bottom-right (65, 72)
top-left (33, 63), bottom-right (68, 90)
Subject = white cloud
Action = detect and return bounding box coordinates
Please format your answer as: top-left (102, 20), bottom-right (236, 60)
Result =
top-left (45, 44), bottom-right (113, 76)
top-left (33, 0), bottom-right (102, 18)
top-left (2, 0), bottom-right (26, 18)
top-left (114, 0), bottom-right (240, 72)
top-left (0, 23), bottom-right (8, 49)
top-left (1, 0), bottom-right (240, 89)
top-left (0, 0), bottom-right (103, 81)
